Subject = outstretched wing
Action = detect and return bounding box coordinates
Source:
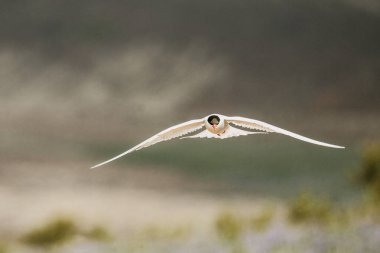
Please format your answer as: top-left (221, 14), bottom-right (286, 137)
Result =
top-left (225, 116), bottom-right (345, 149)
top-left (91, 119), bottom-right (204, 169)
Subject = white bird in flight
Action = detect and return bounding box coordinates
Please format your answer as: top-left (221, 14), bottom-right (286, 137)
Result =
top-left (91, 113), bottom-right (344, 169)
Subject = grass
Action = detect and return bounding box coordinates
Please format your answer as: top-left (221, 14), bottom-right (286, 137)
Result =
top-left (84, 225), bottom-right (112, 242)
top-left (354, 143), bottom-right (380, 201)
top-left (214, 208), bottom-right (276, 243)
top-left (138, 224), bottom-right (191, 241)
top-left (249, 207), bottom-right (274, 232)
top-left (215, 212), bottom-right (243, 241)
top-left (288, 192), bottom-right (332, 225)
top-left (0, 242), bottom-right (7, 253)
top-left (20, 217), bottom-right (113, 249)
top-left (20, 217), bottom-right (78, 248)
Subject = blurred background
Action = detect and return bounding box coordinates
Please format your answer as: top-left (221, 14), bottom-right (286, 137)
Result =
top-left (1, 0), bottom-right (380, 252)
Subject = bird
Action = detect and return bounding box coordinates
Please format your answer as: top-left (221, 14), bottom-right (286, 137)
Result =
top-left (91, 113), bottom-right (344, 169)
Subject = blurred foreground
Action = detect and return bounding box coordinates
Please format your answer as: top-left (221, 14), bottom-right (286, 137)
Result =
top-left (1, 141), bottom-right (380, 252)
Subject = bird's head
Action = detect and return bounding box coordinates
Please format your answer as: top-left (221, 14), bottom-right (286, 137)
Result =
top-left (205, 114), bottom-right (224, 133)
top-left (207, 114), bottom-right (220, 130)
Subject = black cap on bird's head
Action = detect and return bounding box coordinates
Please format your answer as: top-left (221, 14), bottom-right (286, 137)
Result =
top-left (207, 115), bottom-right (220, 125)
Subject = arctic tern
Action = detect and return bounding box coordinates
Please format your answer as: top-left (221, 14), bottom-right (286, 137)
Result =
top-left (91, 113), bottom-right (344, 169)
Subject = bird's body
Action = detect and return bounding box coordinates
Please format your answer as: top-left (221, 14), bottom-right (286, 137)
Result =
top-left (91, 113), bottom-right (344, 169)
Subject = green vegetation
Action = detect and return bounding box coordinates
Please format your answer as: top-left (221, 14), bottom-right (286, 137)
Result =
top-left (249, 207), bottom-right (274, 232)
top-left (19, 216), bottom-right (113, 249)
top-left (138, 224), bottom-right (191, 241)
top-left (288, 192), bottom-right (332, 225)
top-left (84, 225), bottom-right (112, 242)
top-left (215, 207), bottom-right (276, 241)
top-left (351, 143), bottom-right (380, 221)
top-left (354, 143), bottom-right (380, 202)
top-left (20, 217), bottom-right (78, 248)
top-left (215, 212), bottom-right (243, 241)
top-left (0, 242), bottom-right (7, 253)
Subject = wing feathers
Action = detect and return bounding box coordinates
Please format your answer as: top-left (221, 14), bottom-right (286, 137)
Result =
top-left (226, 116), bottom-right (344, 149)
top-left (220, 125), bottom-right (267, 139)
top-left (91, 114), bottom-right (344, 169)
top-left (91, 119), bottom-right (204, 169)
